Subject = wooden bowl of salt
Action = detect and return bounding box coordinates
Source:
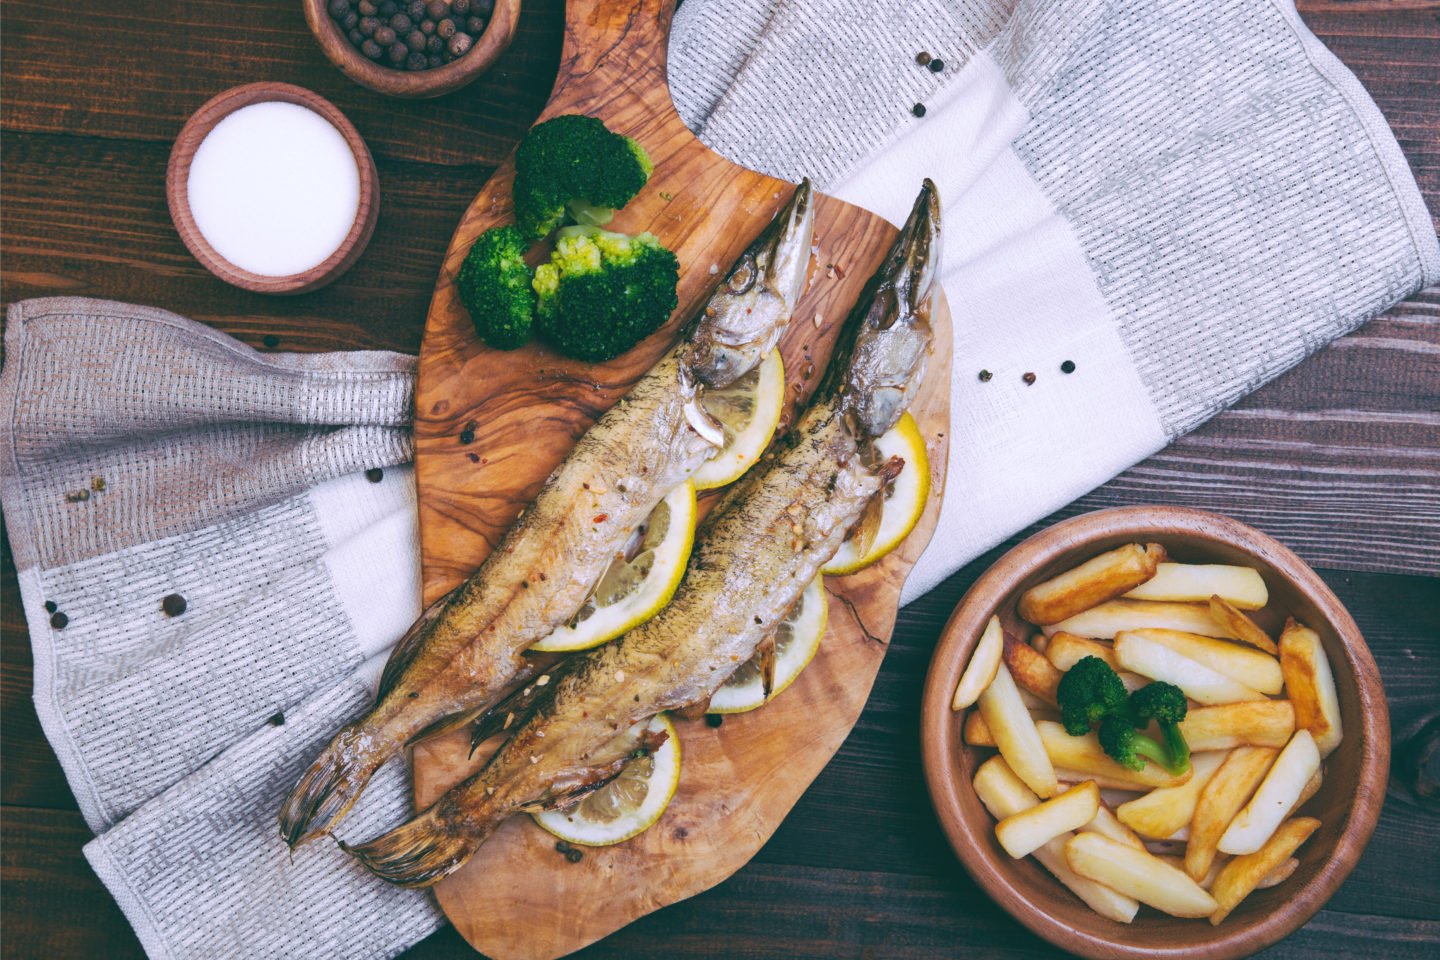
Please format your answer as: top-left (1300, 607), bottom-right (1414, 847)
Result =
top-left (167, 82), bottom-right (380, 295)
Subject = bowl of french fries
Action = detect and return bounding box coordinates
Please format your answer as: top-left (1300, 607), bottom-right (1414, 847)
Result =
top-left (920, 506), bottom-right (1389, 959)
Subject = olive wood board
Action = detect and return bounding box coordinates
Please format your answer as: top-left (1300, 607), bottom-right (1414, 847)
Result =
top-left (410, 1), bottom-right (953, 956)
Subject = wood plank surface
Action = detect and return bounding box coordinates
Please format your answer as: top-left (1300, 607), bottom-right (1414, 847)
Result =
top-left (1, 1), bottom-right (1437, 958)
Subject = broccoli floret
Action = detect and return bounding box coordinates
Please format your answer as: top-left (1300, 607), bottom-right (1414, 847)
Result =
top-left (1055, 656), bottom-right (1129, 736)
top-left (532, 226), bottom-right (679, 362)
top-left (457, 226), bottom-right (535, 350)
top-left (1129, 681), bottom-right (1191, 775)
top-left (513, 115), bottom-right (654, 240)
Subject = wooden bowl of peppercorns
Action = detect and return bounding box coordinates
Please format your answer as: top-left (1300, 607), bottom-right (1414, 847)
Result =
top-left (303, 0), bottom-right (520, 98)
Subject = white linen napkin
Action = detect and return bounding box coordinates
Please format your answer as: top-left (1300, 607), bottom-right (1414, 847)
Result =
top-left (2, 1), bottom-right (1435, 957)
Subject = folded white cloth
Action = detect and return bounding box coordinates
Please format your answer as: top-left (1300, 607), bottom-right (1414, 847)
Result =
top-left (2, 1), bottom-right (1434, 957)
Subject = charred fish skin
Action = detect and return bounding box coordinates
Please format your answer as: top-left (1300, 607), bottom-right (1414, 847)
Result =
top-left (277, 181), bottom-right (816, 849)
top-left (344, 182), bottom-right (941, 888)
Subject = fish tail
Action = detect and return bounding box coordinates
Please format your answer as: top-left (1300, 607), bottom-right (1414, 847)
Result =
top-left (342, 804), bottom-right (499, 888)
top-left (277, 722), bottom-right (392, 848)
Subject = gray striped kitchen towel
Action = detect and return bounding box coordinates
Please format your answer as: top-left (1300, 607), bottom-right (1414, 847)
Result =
top-left (3, 0), bottom-right (1435, 957)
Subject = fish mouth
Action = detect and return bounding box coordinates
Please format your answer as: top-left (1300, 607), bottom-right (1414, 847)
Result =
top-left (826, 179), bottom-right (941, 438)
top-left (687, 179), bottom-right (817, 389)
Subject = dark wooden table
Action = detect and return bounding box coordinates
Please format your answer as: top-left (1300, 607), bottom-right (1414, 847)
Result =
top-left (3, 1), bottom-right (1437, 957)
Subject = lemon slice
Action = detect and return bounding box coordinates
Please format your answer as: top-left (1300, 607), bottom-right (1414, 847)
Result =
top-left (709, 575), bottom-right (828, 714)
top-left (532, 714), bottom-right (681, 846)
top-left (691, 349), bottom-right (785, 490)
top-left (530, 482), bottom-right (697, 652)
top-left (822, 411), bottom-right (930, 576)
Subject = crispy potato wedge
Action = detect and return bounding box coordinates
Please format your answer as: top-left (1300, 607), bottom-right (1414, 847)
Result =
top-left (954, 616), bottom-right (1004, 710)
top-left (1208, 596), bottom-right (1279, 656)
top-left (1080, 802), bottom-right (1146, 850)
top-left (1114, 631), bottom-right (1265, 705)
top-left (1219, 730), bottom-right (1320, 855)
top-left (997, 781), bottom-right (1101, 859)
top-left (979, 663), bottom-right (1059, 798)
top-left (1186, 746), bottom-right (1278, 881)
top-left (1279, 618), bottom-right (1343, 757)
top-left (1036, 720), bottom-right (1192, 790)
top-left (1043, 599), bottom-right (1237, 641)
top-left (1256, 856), bottom-right (1300, 890)
top-left (1124, 563), bottom-right (1268, 610)
top-left (1210, 817), bottom-right (1321, 924)
top-left (1123, 628), bottom-right (1284, 695)
top-left (964, 710), bottom-right (996, 747)
top-left (1066, 833), bottom-right (1219, 918)
top-left (1178, 701), bottom-right (1295, 751)
top-left (1116, 750), bottom-right (1229, 839)
top-left (1002, 631), bottom-right (1063, 706)
top-left (972, 757), bottom-right (1140, 923)
top-left (1019, 543), bottom-right (1166, 625)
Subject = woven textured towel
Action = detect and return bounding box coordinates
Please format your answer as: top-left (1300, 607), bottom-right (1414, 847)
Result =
top-left (3, 1), bottom-right (1436, 957)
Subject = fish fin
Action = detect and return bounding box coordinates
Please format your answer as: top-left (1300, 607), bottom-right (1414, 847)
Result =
top-left (408, 703), bottom-right (492, 746)
top-left (277, 722), bottom-right (389, 847)
top-left (342, 805), bottom-right (496, 889)
top-left (756, 630), bottom-right (778, 699)
top-left (849, 488), bottom-right (885, 561)
top-left (466, 653), bottom-right (571, 755)
top-left (376, 592), bottom-right (450, 703)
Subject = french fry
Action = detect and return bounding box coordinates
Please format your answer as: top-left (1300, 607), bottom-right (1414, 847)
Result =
top-left (1018, 543), bottom-right (1166, 625)
top-left (953, 616), bottom-right (1004, 710)
top-left (1080, 802), bottom-right (1146, 850)
top-left (996, 781), bottom-right (1101, 858)
top-left (1066, 833), bottom-right (1219, 918)
top-left (1114, 631), bottom-right (1265, 705)
top-left (964, 710), bottom-right (997, 747)
top-left (1186, 746), bottom-right (1278, 881)
top-left (1017, 686), bottom-right (1054, 714)
top-left (1157, 855), bottom-right (1226, 890)
top-left (1057, 768), bottom-right (1167, 792)
top-left (1124, 563), bottom-right (1268, 610)
top-left (1279, 618), bottom-right (1343, 757)
top-left (1209, 817), bottom-right (1321, 924)
top-left (1116, 750), bottom-right (1229, 839)
top-left (1002, 632), bottom-right (1063, 706)
top-left (1044, 632), bottom-right (1151, 692)
top-left (978, 663), bottom-right (1059, 798)
top-left (1036, 721), bottom-right (1192, 790)
top-left (1296, 767), bottom-right (1323, 809)
top-left (1123, 628), bottom-right (1284, 695)
top-left (1178, 701), bottom-right (1295, 751)
top-left (1219, 730), bottom-right (1320, 855)
top-left (1256, 856), bottom-right (1300, 890)
top-left (1208, 596), bottom-right (1279, 656)
top-left (972, 757), bottom-right (1139, 923)
top-left (1043, 599), bottom-right (1238, 641)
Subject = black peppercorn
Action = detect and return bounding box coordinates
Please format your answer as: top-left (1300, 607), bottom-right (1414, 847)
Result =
top-left (1022, 371), bottom-right (1037, 385)
top-left (459, 428), bottom-right (475, 444)
top-left (410, 0), bottom-right (429, 19)
top-left (358, 15), bottom-right (379, 35)
top-left (429, 0), bottom-right (450, 16)
top-left (448, 32), bottom-right (472, 56)
top-left (467, 15), bottom-right (486, 33)
top-left (437, 16), bottom-right (456, 37)
top-left (387, 41), bottom-right (408, 63)
top-left (379, 0), bottom-right (399, 15)
top-left (329, 0), bottom-right (351, 16)
top-left (428, 52), bottom-right (444, 68)
top-left (706, 713), bottom-right (724, 728)
top-left (343, 10), bottom-right (360, 30)
top-left (269, 712), bottom-right (286, 726)
top-left (44, 600), bottom-right (57, 614)
top-left (374, 24), bottom-right (397, 44)
top-left (162, 593), bottom-right (188, 617)
top-left (427, 34), bottom-right (445, 53)
top-left (50, 611), bottom-right (69, 630)
top-left (263, 334), bottom-right (280, 348)
top-left (915, 51), bottom-right (932, 66)
top-left (565, 849), bottom-right (583, 863)
top-left (453, 0), bottom-right (471, 13)
top-left (348, 27), bottom-right (364, 45)
top-left (929, 58), bottom-right (945, 72)
top-left (473, 0), bottom-right (493, 15)
top-left (361, 38), bottom-right (383, 58)
top-left (407, 51), bottom-right (429, 70)
top-left (1061, 360), bottom-right (1076, 374)
top-left (358, 0), bottom-right (377, 14)
top-left (978, 369), bottom-right (992, 382)
top-left (390, 12), bottom-right (412, 31)
top-left (406, 29), bottom-right (426, 50)
top-left (365, 467), bottom-right (384, 483)
top-left (420, 18), bottom-right (435, 34)
top-left (912, 103), bottom-right (927, 117)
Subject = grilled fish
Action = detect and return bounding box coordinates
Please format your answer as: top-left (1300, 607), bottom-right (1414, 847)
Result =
top-left (344, 181), bottom-right (941, 887)
top-left (278, 181), bottom-right (816, 847)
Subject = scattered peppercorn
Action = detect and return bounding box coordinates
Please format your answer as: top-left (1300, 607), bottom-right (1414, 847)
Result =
top-left (269, 712), bottom-right (286, 726)
top-left (262, 334), bottom-right (280, 348)
top-left (1061, 359), bottom-right (1076, 374)
top-left (459, 428), bottom-right (475, 444)
top-left (929, 58), bottom-right (945, 72)
top-left (92, 477), bottom-right (106, 491)
top-left (162, 593), bottom-right (188, 617)
top-left (365, 467), bottom-right (384, 483)
top-left (44, 600), bottom-right (57, 614)
top-left (978, 369), bottom-right (993, 382)
top-left (915, 51), bottom-right (932, 66)
top-left (1023, 371), bottom-right (1037, 385)
top-left (706, 713), bottom-right (724, 728)
top-left (50, 611), bottom-right (69, 630)
top-left (912, 103), bottom-right (927, 117)
top-left (565, 849), bottom-right (584, 863)
top-left (328, 0), bottom-right (488, 70)
top-left (555, 839), bottom-right (572, 853)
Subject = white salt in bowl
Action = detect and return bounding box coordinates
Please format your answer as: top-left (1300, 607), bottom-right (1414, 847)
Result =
top-left (167, 83), bottom-right (379, 295)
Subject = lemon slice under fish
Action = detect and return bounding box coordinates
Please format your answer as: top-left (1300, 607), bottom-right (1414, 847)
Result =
top-left (708, 575), bottom-right (828, 714)
top-left (530, 482), bottom-right (698, 653)
top-left (821, 411), bottom-right (930, 576)
top-left (532, 714), bottom-right (681, 846)
top-left (690, 349), bottom-right (785, 490)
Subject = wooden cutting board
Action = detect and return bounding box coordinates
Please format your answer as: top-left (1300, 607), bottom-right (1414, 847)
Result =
top-left (410, 0), bottom-right (953, 956)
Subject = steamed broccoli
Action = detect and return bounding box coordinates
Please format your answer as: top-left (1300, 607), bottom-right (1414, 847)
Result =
top-left (457, 226), bottom-right (535, 350)
top-left (1128, 681), bottom-right (1191, 775)
top-left (532, 226), bottom-right (679, 362)
top-left (1055, 656), bottom-right (1129, 736)
top-left (513, 115), bottom-right (654, 240)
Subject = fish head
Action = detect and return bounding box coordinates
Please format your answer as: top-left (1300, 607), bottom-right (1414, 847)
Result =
top-left (686, 180), bottom-right (816, 389)
top-left (828, 179), bottom-right (941, 439)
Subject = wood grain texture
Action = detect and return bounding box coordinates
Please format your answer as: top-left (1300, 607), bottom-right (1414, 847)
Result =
top-left (1, 1), bottom-right (1437, 959)
top-left (410, 1), bottom-right (950, 954)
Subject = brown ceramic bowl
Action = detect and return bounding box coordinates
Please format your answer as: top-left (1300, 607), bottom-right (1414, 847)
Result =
top-left (301, 0), bottom-right (521, 99)
top-left (920, 506), bottom-right (1389, 960)
top-left (167, 82), bottom-right (380, 295)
